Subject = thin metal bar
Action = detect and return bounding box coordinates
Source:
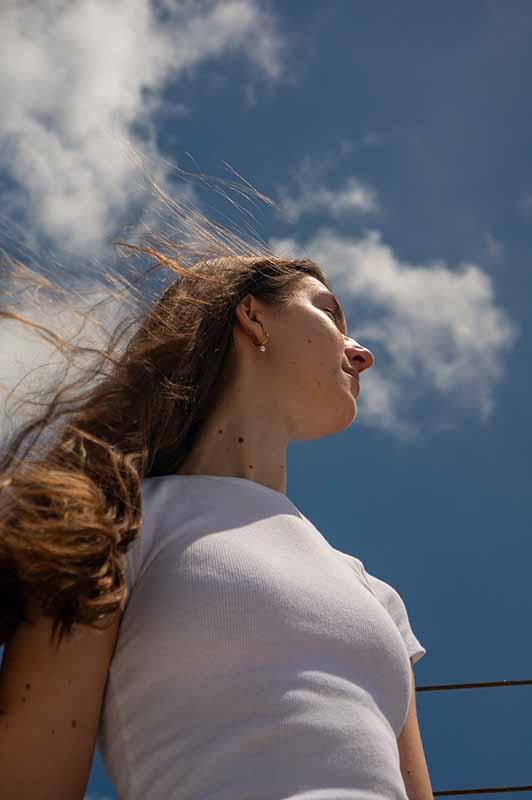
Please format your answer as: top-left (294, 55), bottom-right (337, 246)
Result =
top-left (433, 786), bottom-right (532, 795)
top-left (416, 679), bottom-right (532, 692)
top-left (415, 679), bottom-right (532, 795)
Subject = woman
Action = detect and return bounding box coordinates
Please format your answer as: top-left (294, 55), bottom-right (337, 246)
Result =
top-left (0, 178), bottom-right (432, 799)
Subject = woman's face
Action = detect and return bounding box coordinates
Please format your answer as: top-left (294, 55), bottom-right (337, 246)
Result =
top-left (242, 275), bottom-right (375, 440)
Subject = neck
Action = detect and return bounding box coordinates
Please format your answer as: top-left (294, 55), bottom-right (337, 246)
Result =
top-left (176, 410), bottom-right (288, 496)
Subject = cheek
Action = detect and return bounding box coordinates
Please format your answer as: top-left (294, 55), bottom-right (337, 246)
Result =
top-left (274, 318), bottom-right (340, 384)
top-left (291, 339), bottom-right (341, 392)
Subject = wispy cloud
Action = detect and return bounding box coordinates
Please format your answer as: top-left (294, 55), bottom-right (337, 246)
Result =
top-left (271, 228), bottom-right (518, 439)
top-left (0, 273), bottom-right (137, 442)
top-left (0, 0), bottom-right (289, 253)
top-left (276, 157), bottom-right (379, 224)
top-left (482, 232), bottom-right (504, 262)
top-left (278, 176), bottom-right (379, 221)
top-left (518, 191), bottom-right (532, 217)
top-left (274, 146), bottom-right (380, 222)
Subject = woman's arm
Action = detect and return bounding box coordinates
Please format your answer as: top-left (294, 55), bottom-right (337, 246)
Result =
top-left (397, 662), bottom-right (434, 800)
top-left (0, 602), bottom-right (121, 800)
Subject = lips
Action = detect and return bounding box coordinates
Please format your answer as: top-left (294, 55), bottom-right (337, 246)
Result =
top-left (342, 367), bottom-right (360, 395)
top-left (342, 366), bottom-right (359, 381)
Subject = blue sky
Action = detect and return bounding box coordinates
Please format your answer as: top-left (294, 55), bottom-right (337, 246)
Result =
top-left (1, 1), bottom-right (531, 797)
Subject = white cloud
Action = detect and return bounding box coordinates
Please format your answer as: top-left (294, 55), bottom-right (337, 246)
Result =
top-left (278, 176), bottom-right (379, 222)
top-left (0, 273), bottom-right (139, 444)
top-left (0, 0), bottom-right (288, 252)
top-left (270, 228), bottom-right (519, 439)
top-left (275, 148), bottom-right (380, 222)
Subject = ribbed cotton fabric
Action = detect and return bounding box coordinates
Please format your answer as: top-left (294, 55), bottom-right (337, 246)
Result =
top-left (98, 474), bottom-right (426, 800)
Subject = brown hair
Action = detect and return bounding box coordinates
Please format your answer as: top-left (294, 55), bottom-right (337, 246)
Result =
top-left (0, 165), bottom-right (330, 644)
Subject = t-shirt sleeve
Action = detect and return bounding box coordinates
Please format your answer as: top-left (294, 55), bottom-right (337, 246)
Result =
top-left (350, 554), bottom-right (427, 667)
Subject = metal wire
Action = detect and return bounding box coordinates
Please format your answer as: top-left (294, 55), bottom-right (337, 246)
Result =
top-left (415, 678), bottom-right (532, 796)
top-left (416, 678), bottom-right (532, 692)
top-left (433, 786), bottom-right (532, 796)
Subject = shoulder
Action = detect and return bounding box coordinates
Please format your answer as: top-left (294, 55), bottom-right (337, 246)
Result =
top-left (332, 548), bottom-right (427, 667)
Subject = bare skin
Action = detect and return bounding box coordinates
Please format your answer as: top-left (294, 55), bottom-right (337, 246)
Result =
top-left (0, 602), bottom-right (121, 800)
top-left (177, 274), bottom-right (375, 495)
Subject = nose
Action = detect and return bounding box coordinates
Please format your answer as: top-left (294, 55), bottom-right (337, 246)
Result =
top-left (345, 341), bottom-right (375, 374)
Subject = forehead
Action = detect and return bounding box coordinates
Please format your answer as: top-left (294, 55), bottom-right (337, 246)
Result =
top-left (297, 275), bottom-right (329, 295)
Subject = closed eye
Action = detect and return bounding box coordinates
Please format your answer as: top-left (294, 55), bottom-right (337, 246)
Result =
top-left (325, 308), bottom-right (341, 326)
top-left (317, 290), bottom-right (348, 334)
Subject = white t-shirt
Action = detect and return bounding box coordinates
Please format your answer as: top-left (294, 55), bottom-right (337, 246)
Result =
top-left (98, 475), bottom-right (426, 800)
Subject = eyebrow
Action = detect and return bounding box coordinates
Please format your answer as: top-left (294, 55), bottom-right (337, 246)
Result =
top-left (318, 291), bottom-right (347, 334)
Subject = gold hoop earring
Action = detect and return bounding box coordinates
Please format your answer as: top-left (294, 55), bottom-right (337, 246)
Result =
top-left (254, 332), bottom-right (269, 352)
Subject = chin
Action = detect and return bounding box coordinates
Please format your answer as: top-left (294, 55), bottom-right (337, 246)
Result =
top-left (332, 397), bottom-right (358, 434)
top-left (324, 395), bottom-right (357, 433)
top-left (297, 396), bottom-right (357, 439)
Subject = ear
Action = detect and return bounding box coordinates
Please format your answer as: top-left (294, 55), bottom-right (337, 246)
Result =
top-left (233, 293), bottom-right (265, 341)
